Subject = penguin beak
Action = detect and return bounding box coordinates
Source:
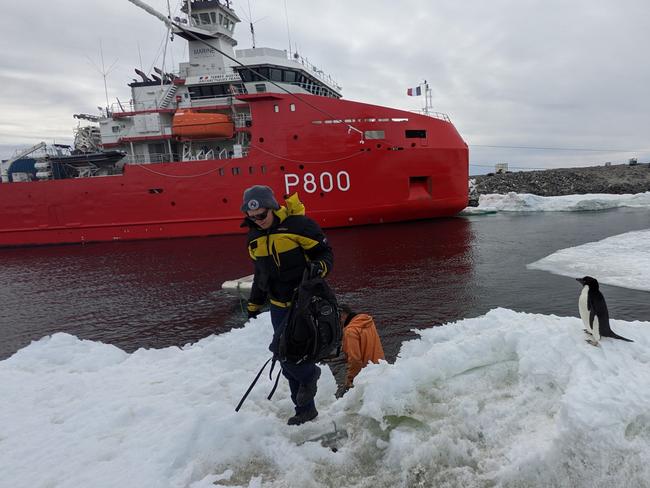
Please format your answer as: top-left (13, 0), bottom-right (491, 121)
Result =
top-left (576, 278), bottom-right (584, 285)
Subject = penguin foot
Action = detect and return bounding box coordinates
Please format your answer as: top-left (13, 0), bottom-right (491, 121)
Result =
top-left (585, 338), bottom-right (600, 347)
top-left (583, 329), bottom-right (593, 335)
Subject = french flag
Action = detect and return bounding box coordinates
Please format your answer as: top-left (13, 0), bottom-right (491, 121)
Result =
top-left (407, 86), bottom-right (422, 96)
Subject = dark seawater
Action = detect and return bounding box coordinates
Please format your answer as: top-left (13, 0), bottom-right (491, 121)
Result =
top-left (1, 208), bottom-right (650, 361)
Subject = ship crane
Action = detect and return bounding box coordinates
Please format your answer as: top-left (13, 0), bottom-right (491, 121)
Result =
top-left (1, 141), bottom-right (46, 183)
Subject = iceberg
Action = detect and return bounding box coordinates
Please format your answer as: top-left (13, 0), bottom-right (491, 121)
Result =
top-left (528, 229), bottom-right (650, 292)
top-left (460, 191), bottom-right (650, 214)
top-left (2, 309), bottom-right (649, 487)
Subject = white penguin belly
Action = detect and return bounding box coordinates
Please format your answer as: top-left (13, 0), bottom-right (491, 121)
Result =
top-left (578, 286), bottom-right (590, 330)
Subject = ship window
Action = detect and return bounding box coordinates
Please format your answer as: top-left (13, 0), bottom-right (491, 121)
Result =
top-left (219, 168), bottom-right (225, 176)
top-left (274, 105), bottom-right (279, 113)
top-left (112, 126), bottom-right (120, 133)
top-left (311, 120), bottom-right (322, 124)
top-left (219, 13), bottom-right (223, 24)
top-left (364, 130), bottom-right (385, 139)
top-left (255, 84), bottom-right (266, 93)
top-left (191, 14), bottom-right (200, 26)
top-left (199, 13), bottom-right (211, 25)
top-left (249, 166), bottom-right (254, 174)
top-left (210, 12), bottom-right (217, 23)
top-left (232, 167), bottom-right (240, 175)
top-left (405, 129), bottom-right (427, 138)
top-left (284, 70), bottom-right (297, 82)
top-left (261, 165), bottom-right (266, 174)
top-left (270, 68), bottom-right (283, 82)
top-left (290, 103), bottom-right (296, 112)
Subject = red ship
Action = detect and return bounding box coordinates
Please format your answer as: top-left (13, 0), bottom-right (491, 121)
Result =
top-left (0, 0), bottom-right (468, 248)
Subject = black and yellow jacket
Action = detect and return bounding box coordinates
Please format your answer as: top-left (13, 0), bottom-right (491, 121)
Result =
top-left (245, 194), bottom-right (334, 312)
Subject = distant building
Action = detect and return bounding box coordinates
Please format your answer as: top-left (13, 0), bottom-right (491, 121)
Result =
top-left (629, 158), bottom-right (638, 166)
top-left (604, 162), bottom-right (612, 166)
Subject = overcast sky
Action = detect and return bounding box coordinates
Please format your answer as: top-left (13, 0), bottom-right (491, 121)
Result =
top-left (1, 0), bottom-right (649, 172)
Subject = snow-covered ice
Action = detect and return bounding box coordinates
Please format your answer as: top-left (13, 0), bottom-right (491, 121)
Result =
top-left (3, 309), bottom-right (650, 488)
top-left (528, 229), bottom-right (650, 292)
top-left (460, 191), bottom-right (650, 214)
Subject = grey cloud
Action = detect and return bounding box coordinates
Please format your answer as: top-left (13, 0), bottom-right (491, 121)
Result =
top-left (1, 0), bottom-right (649, 169)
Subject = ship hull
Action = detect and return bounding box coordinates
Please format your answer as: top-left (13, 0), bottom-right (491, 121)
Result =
top-left (0, 96), bottom-right (468, 247)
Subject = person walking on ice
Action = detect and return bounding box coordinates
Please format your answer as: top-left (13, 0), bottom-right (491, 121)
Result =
top-left (242, 185), bottom-right (333, 425)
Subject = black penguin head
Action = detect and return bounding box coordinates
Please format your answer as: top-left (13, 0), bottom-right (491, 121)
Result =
top-left (576, 276), bottom-right (599, 289)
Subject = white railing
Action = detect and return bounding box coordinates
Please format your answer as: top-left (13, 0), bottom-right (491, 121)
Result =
top-left (411, 110), bottom-right (451, 122)
top-left (233, 113), bottom-right (252, 128)
top-left (289, 54), bottom-right (341, 92)
top-left (122, 148), bottom-right (250, 165)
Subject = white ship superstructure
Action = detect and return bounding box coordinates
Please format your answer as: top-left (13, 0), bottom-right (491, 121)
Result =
top-left (100, 0), bottom-right (341, 166)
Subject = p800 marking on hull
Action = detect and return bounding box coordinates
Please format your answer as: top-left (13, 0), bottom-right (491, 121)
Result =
top-left (285, 171), bottom-right (351, 195)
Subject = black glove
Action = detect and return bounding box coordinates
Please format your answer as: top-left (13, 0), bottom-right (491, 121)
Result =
top-left (247, 302), bottom-right (262, 319)
top-left (307, 260), bottom-right (326, 279)
top-left (335, 384), bottom-right (350, 399)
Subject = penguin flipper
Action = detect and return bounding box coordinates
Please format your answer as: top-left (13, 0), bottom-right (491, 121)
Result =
top-left (603, 332), bottom-right (634, 343)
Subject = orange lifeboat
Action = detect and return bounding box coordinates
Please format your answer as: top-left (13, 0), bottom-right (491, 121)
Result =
top-left (172, 111), bottom-right (234, 139)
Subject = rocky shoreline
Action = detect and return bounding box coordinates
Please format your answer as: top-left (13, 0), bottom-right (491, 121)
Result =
top-left (471, 163), bottom-right (650, 199)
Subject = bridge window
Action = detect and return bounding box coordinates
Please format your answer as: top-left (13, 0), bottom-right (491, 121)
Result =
top-left (270, 68), bottom-right (283, 82)
top-left (284, 70), bottom-right (297, 83)
top-left (199, 13), bottom-right (211, 25)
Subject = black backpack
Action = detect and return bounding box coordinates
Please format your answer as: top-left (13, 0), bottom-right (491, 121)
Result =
top-left (235, 271), bottom-right (341, 412)
top-left (279, 272), bottom-right (341, 364)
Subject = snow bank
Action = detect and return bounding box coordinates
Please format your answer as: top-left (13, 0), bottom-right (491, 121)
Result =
top-left (460, 191), bottom-right (650, 214)
top-left (2, 310), bottom-right (650, 487)
top-left (528, 229), bottom-right (650, 292)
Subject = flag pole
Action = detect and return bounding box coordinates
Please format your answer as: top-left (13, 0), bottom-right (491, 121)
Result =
top-left (422, 80), bottom-right (430, 116)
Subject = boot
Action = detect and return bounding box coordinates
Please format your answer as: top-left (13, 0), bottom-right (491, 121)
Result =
top-left (287, 407), bottom-right (318, 426)
top-left (296, 366), bottom-right (321, 407)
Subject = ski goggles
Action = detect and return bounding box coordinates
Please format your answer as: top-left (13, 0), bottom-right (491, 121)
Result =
top-left (248, 209), bottom-right (270, 221)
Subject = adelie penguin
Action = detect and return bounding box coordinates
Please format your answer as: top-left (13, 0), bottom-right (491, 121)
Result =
top-left (576, 276), bottom-right (633, 346)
